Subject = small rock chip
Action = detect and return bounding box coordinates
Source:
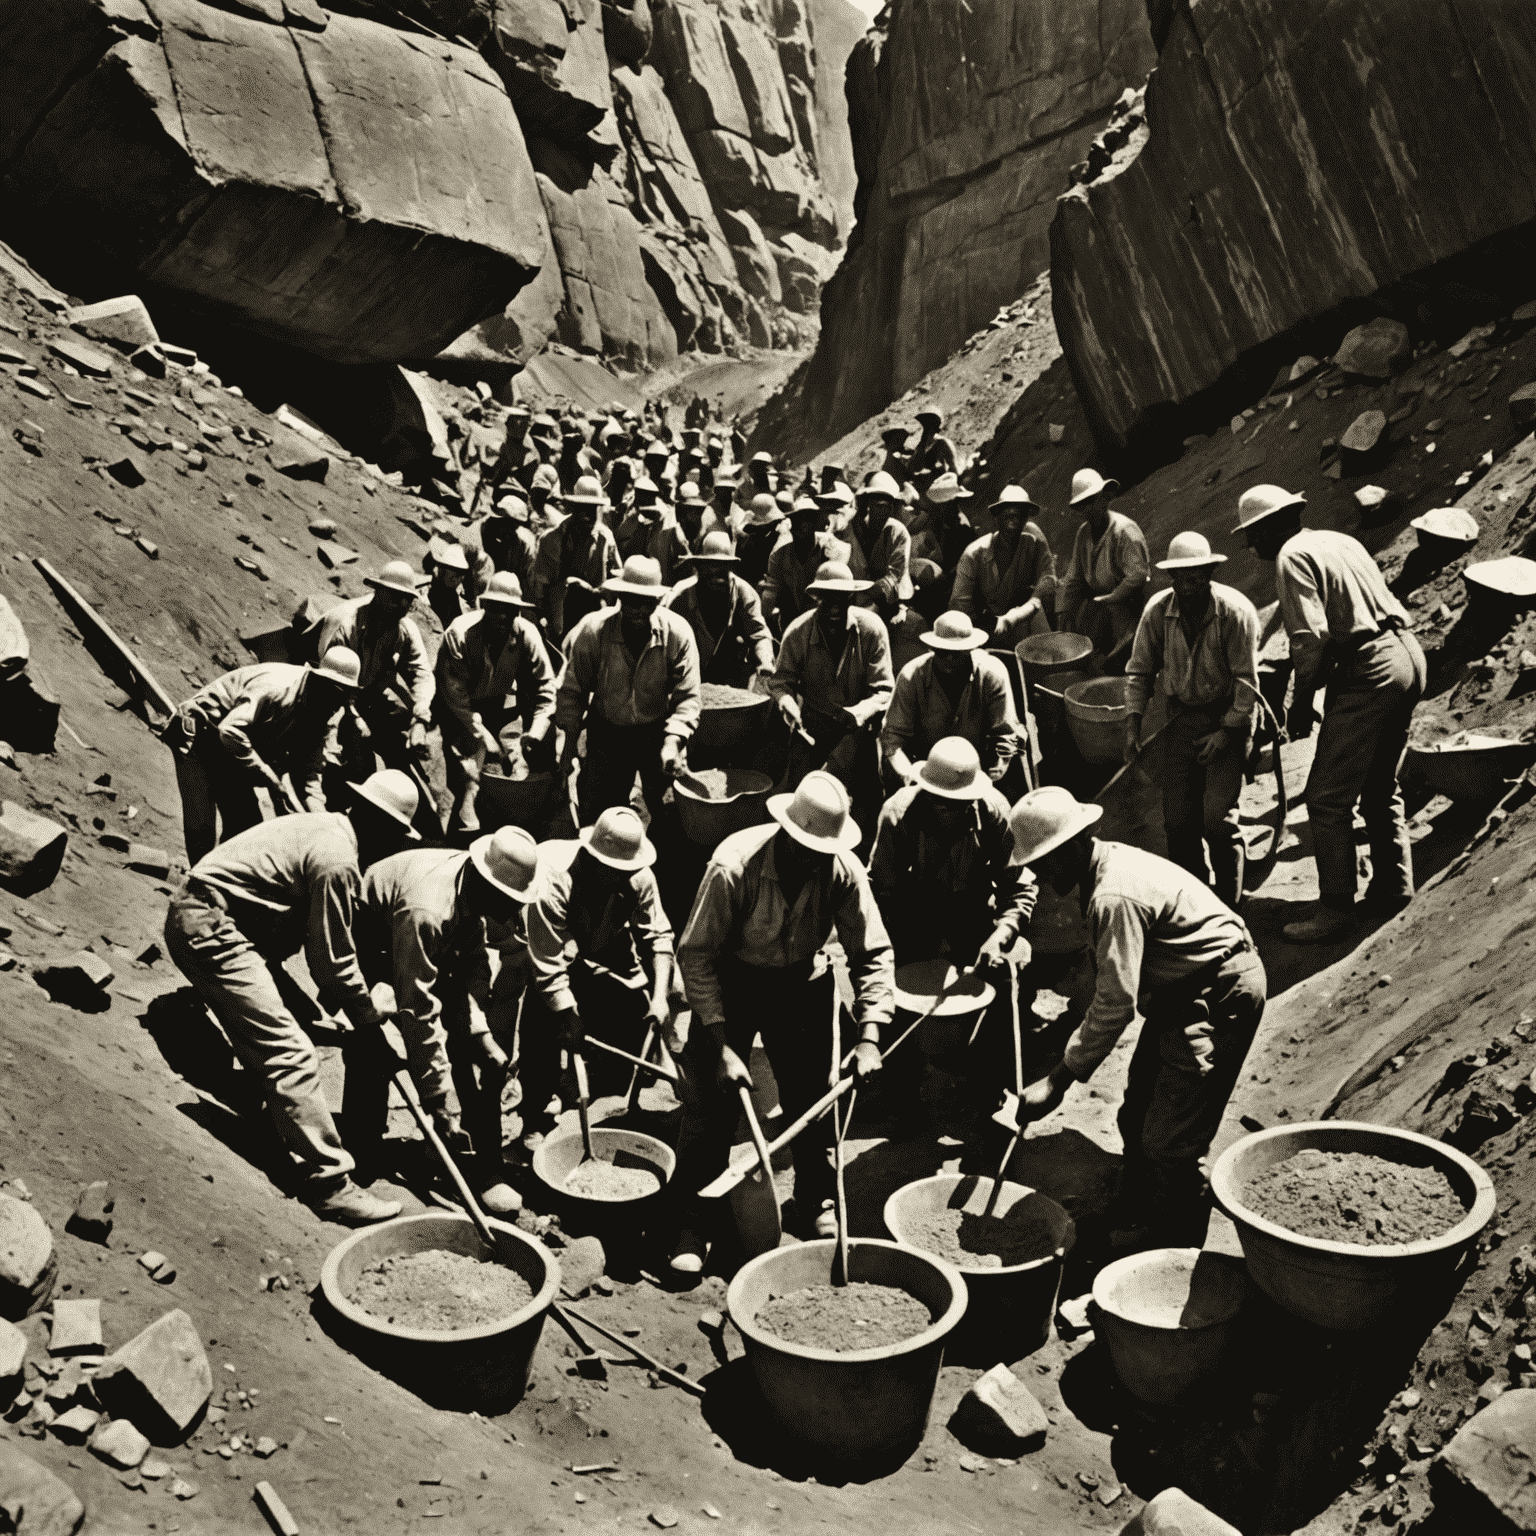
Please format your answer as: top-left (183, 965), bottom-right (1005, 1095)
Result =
top-left (137, 1251), bottom-right (168, 1274)
top-left (958, 1454), bottom-right (985, 1473)
top-left (140, 1455), bottom-right (171, 1479)
top-left (106, 457), bottom-right (145, 487)
top-left (91, 1416), bottom-right (151, 1468)
top-left (650, 1507), bottom-right (680, 1529)
top-left (49, 1404), bottom-right (101, 1443)
top-left (169, 1476), bottom-right (199, 1500)
top-left (254, 1437), bottom-right (278, 1458)
top-left (952, 1364), bottom-right (1050, 1451)
top-left (703, 1506), bottom-right (721, 1520)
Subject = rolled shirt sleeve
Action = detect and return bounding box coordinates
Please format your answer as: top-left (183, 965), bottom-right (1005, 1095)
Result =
top-left (527, 879), bottom-right (579, 1014)
top-left (1103, 520), bottom-right (1151, 606)
top-left (664, 621), bottom-right (702, 740)
top-left (216, 693), bottom-right (272, 780)
top-left (877, 666), bottom-right (920, 760)
top-left (768, 613), bottom-right (809, 706)
top-left (1063, 895), bottom-right (1148, 1079)
top-left (739, 585), bottom-right (776, 672)
top-left (846, 619), bottom-right (895, 726)
top-left (1223, 599), bottom-right (1261, 730)
top-left (676, 860), bottom-right (738, 1027)
top-left (307, 862), bottom-right (384, 1029)
top-left (950, 543), bottom-right (982, 619)
top-left (631, 869), bottom-right (676, 964)
top-left (554, 617), bottom-right (599, 733)
top-left (1124, 601), bottom-right (1163, 719)
top-left (1275, 546), bottom-right (1328, 683)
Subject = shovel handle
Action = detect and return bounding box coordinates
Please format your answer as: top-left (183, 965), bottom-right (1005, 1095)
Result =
top-left (573, 1053), bottom-right (593, 1161)
top-left (561, 1306), bottom-right (707, 1399)
top-left (737, 1087), bottom-right (777, 1189)
top-left (386, 1062), bottom-right (498, 1251)
top-left (586, 1034), bottom-right (679, 1083)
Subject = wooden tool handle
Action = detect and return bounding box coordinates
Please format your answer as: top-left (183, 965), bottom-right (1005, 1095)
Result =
top-left (572, 1053), bottom-right (593, 1161)
top-left (562, 1305), bottom-right (707, 1398)
top-left (585, 1034), bottom-right (678, 1083)
top-left (390, 1067), bottom-right (497, 1251)
top-left (738, 1087), bottom-right (777, 1186)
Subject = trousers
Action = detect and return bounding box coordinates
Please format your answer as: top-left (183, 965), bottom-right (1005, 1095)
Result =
top-left (1117, 945), bottom-right (1266, 1243)
top-left (674, 960), bottom-right (840, 1229)
top-left (1159, 702), bottom-right (1249, 909)
top-left (165, 889), bottom-right (353, 1187)
top-left (1307, 628), bottom-right (1426, 910)
top-left (577, 716), bottom-right (668, 827)
top-left (168, 716), bottom-right (262, 866)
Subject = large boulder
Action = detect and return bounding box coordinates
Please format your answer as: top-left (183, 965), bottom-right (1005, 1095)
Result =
top-left (0, 1442), bottom-right (84, 1536)
top-left (0, 0), bottom-right (547, 365)
top-left (1051, 0), bottom-right (1536, 450)
top-left (1432, 1388), bottom-right (1536, 1531)
top-left (485, 0), bottom-right (614, 143)
top-left (783, 0), bottom-right (1156, 448)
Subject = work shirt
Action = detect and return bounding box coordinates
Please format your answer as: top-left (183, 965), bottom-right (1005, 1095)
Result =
top-left (316, 597), bottom-right (434, 724)
top-left (880, 652), bottom-right (1020, 776)
top-left (358, 849), bottom-right (491, 1036)
top-left (868, 784), bottom-right (1036, 937)
top-left (661, 573), bottom-right (775, 681)
top-left (910, 433), bottom-right (957, 483)
top-left (180, 662), bottom-right (336, 806)
top-left (844, 515), bottom-right (914, 604)
top-left (186, 813), bottom-right (381, 1028)
top-left (677, 823), bottom-right (895, 1028)
top-left (464, 517), bottom-right (536, 597)
top-left (770, 606), bottom-right (893, 726)
top-left (532, 521), bottom-right (621, 636)
top-left (952, 527), bottom-right (1056, 623)
top-left (615, 510), bottom-right (688, 584)
top-left (555, 606), bottom-right (701, 740)
top-left (527, 841), bottom-right (674, 1013)
top-left (759, 531), bottom-right (850, 624)
top-left (911, 513), bottom-right (974, 573)
top-left (1058, 512), bottom-right (1151, 617)
top-left (1125, 582), bottom-right (1260, 731)
top-left (1275, 528), bottom-right (1410, 682)
top-left (1065, 840), bottom-right (1248, 1078)
top-left (437, 610), bottom-right (557, 742)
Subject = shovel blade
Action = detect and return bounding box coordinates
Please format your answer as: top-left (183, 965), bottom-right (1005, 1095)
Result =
top-left (728, 1164), bottom-right (782, 1258)
top-left (992, 1090), bottom-right (1022, 1134)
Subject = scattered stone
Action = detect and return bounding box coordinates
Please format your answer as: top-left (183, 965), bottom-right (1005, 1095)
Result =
top-left (1449, 323), bottom-right (1497, 358)
top-left (0, 1318), bottom-right (25, 1380)
top-left (271, 449), bottom-right (329, 483)
top-left (1119, 1487), bottom-right (1241, 1534)
top-left (1048, 424), bottom-right (1066, 443)
top-left (0, 1190), bottom-right (55, 1320)
top-left (129, 344), bottom-right (167, 379)
top-left (1397, 1389), bottom-right (1423, 1410)
top-left (1432, 1388), bottom-right (1536, 1530)
top-left (0, 800), bottom-right (68, 891)
top-left (21, 1399), bottom-right (55, 1437)
top-left (254, 1436), bottom-right (278, 1458)
top-left (316, 544), bottom-right (359, 569)
top-left (1341, 409), bottom-right (1388, 457)
top-left (1058, 1295), bottom-right (1093, 1332)
top-left (1335, 318), bottom-right (1411, 377)
top-left (952, 1364), bottom-right (1050, 1451)
top-left (105, 457), bottom-right (145, 488)
top-left (703, 1505), bottom-right (721, 1519)
top-left (958, 1454), bottom-right (986, 1472)
top-left (1289, 355), bottom-right (1322, 382)
top-left (49, 1404), bottom-right (101, 1443)
top-left (650, 1507), bottom-right (680, 1529)
top-left (1354, 485), bottom-right (1389, 509)
top-left (1510, 384), bottom-right (1536, 429)
top-left (135, 538), bottom-right (159, 560)
top-left (91, 1416), bottom-right (151, 1469)
top-left (49, 1300), bottom-right (102, 1356)
top-left (16, 377), bottom-right (53, 400)
top-left (0, 1441), bottom-right (86, 1533)
top-left (560, 1236), bottom-right (607, 1299)
top-left (140, 1455), bottom-right (171, 1479)
top-left (47, 338), bottom-right (113, 378)
top-left (44, 1359), bottom-right (92, 1409)
top-left (308, 518), bottom-right (337, 538)
top-left (126, 844), bottom-right (172, 879)
top-left (697, 1310), bottom-right (724, 1335)
top-left (93, 1308), bottom-right (213, 1436)
top-left (168, 1475), bottom-right (199, 1500)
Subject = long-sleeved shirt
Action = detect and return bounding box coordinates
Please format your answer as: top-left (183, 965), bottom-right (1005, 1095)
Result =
top-left (1125, 582), bottom-right (1261, 730)
top-left (532, 521), bottom-right (621, 635)
top-left (436, 610), bottom-right (557, 743)
top-left (879, 652), bottom-right (1020, 776)
top-left (952, 527), bottom-right (1057, 622)
top-left (316, 596), bottom-right (433, 724)
top-left (844, 515), bottom-right (913, 604)
top-left (1066, 839), bottom-right (1248, 1078)
top-left (1275, 528), bottom-right (1410, 683)
top-left (868, 783), bottom-right (1036, 938)
top-left (555, 606), bottom-right (701, 740)
top-left (464, 517), bottom-right (536, 597)
top-left (527, 840), bottom-right (674, 1013)
top-left (186, 813), bottom-right (381, 1027)
top-left (180, 662), bottom-right (337, 807)
top-left (1058, 512), bottom-right (1151, 617)
top-left (770, 606), bottom-right (894, 726)
top-left (677, 823), bottom-right (895, 1027)
top-left (615, 511), bottom-right (688, 583)
top-left (661, 573), bottom-right (775, 681)
top-left (759, 531), bottom-right (850, 624)
top-left (358, 848), bottom-right (491, 1035)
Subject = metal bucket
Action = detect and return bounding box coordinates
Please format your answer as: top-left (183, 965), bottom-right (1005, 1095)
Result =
top-left (1016, 632), bottom-right (1093, 689)
top-left (1090, 1247), bottom-right (1247, 1406)
top-left (318, 1213), bottom-right (559, 1412)
top-left (883, 1174), bottom-right (1074, 1367)
top-left (726, 1238), bottom-right (967, 1463)
top-left (531, 1126), bottom-right (676, 1238)
top-left (692, 691), bottom-right (772, 762)
top-left (1408, 734), bottom-right (1536, 802)
top-left (894, 961), bottom-right (995, 1056)
top-left (477, 769), bottom-right (556, 833)
top-left (674, 768), bottom-right (774, 845)
top-left (1064, 676), bottom-right (1130, 764)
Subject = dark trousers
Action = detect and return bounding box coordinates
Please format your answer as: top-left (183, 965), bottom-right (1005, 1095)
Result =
top-left (1116, 946), bottom-right (1266, 1244)
top-left (169, 717), bottom-right (261, 865)
top-left (674, 961), bottom-right (839, 1230)
top-left (578, 716), bottom-right (668, 827)
top-left (1159, 702), bottom-right (1249, 909)
top-left (518, 966), bottom-right (653, 1126)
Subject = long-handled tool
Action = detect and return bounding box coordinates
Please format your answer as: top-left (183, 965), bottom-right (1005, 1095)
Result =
top-left (623, 1018), bottom-right (661, 1113)
top-left (583, 1034), bottom-right (679, 1083)
top-left (832, 1085), bottom-right (856, 1286)
top-left (983, 960), bottom-right (1027, 1219)
top-left (1091, 724), bottom-right (1166, 806)
top-left (572, 1052), bottom-right (595, 1164)
top-left (560, 1305), bottom-right (706, 1398)
top-left (729, 1086), bottom-right (782, 1257)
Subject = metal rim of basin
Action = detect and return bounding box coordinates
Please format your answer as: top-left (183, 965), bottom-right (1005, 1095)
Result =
top-left (1063, 676), bottom-right (1130, 716)
top-left (1209, 1120), bottom-right (1498, 1261)
top-left (726, 1238), bottom-right (968, 1365)
top-left (1090, 1246), bottom-right (1247, 1334)
top-left (673, 769), bottom-right (774, 806)
top-left (318, 1212), bottom-right (560, 1344)
top-left (1016, 632), bottom-right (1093, 671)
top-left (530, 1125), bottom-right (676, 1206)
top-left (882, 1174), bottom-right (1074, 1279)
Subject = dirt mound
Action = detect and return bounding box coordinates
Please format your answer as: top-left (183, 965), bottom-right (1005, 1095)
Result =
top-left (1243, 1149), bottom-right (1463, 1247)
top-left (352, 1249), bottom-right (535, 1331)
top-left (757, 1282), bottom-right (933, 1351)
top-left (901, 1203), bottom-right (1062, 1271)
top-left (562, 1159), bottom-right (661, 1201)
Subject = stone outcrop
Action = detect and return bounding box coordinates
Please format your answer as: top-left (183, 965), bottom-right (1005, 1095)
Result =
top-left (1051, 0), bottom-right (1536, 451)
top-left (0, 0), bottom-right (550, 365)
top-left (784, 0), bottom-right (1156, 447)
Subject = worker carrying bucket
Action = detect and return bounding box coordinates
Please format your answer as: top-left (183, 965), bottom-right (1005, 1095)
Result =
top-left (1000, 786), bottom-right (1267, 1251)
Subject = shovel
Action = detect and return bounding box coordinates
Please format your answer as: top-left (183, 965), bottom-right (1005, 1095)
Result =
top-left (572, 1052), bottom-right (595, 1165)
top-left (832, 1084), bottom-right (857, 1286)
top-left (584, 1034), bottom-right (679, 1083)
top-left (982, 959), bottom-right (1027, 1219)
top-left (729, 1085), bottom-right (782, 1258)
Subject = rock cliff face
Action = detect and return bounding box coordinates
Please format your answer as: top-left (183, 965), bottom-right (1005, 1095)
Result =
top-left (786, 0), bottom-right (1155, 447)
top-left (1051, 0), bottom-right (1536, 451)
top-left (0, 0), bottom-right (860, 375)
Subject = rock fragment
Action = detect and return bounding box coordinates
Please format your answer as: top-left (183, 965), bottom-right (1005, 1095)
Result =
top-left (952, 1364), bottom-right (1050, 1451)
top-left (0, 1441), bottom-right (86, 1534)
top-left (91, 1417), bottom-right (151, 1469)
top-left (47, 338), bottom-right (114, 378)
top-left (93, 1309), bottom-right (212, 1437)
top-left (0, 1318), bottom-right (25, 1380)
top-left (69, 296), bottom-right (159, 353)
top-left (48, 1405), bottom-right (101, 1443)
top-left (1334, 318), bottom-right (1411, 378)
top-left (1432, 1386), bottom-right (1536, 1530)
top-left (1118, 1487), bottom-right (1241, 1533)
top-left (560, 1236), bottom-right (607, 1299)
top-left (49, 1301), bottom-right (102, 1356)
top-left (1510, 384), bottom-right (1536, 429)
top-left (0, 802), bottom-right (68, 893)
top-left (33, 952), bottom-right (115, 1008)
top-left (105, 458), bottom-right (145, 488)
top-left (0, 1191), bottom-right (56, 1319)
top-left (272, 449), bottom-right (329, 483)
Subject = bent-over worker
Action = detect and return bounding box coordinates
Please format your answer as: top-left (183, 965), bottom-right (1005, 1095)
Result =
top-left (1057, 469), bottom-right (1150, 657)
top-left (1006, 787), bottom-right (1266, 1248)
top-left (1125, 532), bottom-right (1260, 910)
top-left (163, 770), bottom-right (423, 1225)
top-left (673, 773), bottom-right (895, 1271)
top-left (1236, 484), bottom-right (1427, 943)
top-left (169, 649), bottom-right (360, 864)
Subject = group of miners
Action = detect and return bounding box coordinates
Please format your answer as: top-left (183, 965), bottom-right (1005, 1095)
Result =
top-left (162, 397), bottom-right (1426, 1270)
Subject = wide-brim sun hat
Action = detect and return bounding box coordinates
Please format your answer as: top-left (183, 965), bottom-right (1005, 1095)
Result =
top-left (1007, 786), bottom-right (1103, 867)
top-left (480, 572), bottom-right (534, 608)
top-left (363, 560), bottom-right (420, 597)
top-left (921, 611), bottom-right (987, 651)
top-left (564, 475), bottom-right (610, 508)
top-left (748, 494), bottom-right (783, 526)
top-left (1234, 484), bottom-right (1307, 532)
top-left (928, 473), bottom-right (974, 504)
top-left (913, 737), bottom-right (989, 800)
top-left (1410, 507), bottom-right (1480, 543)
top-left (579, 807), bottom-right (656, 870)
top-left (990, 484), bottom-right (1040, 516)
top-left (805, 560), bottom-right (873, 595)
top-left (857, 470), bottom-right (903, 501)
top-left (685, 532), bottom-right (739, 564)
top-left (768, 770), bottom-right (861, 854)
top-left (1156, 531), bottom-right (1227, 570)
top-left (470, 827), bottom-right (540, 901)
top-left (312, 646), bottom-right (361, 689)
top-left (1069, 468), bottom-right (1120, 506)
top-left (427, 535), bottom-right (470, 571)
top-left (602, 554), bottom-right (668, 599)
top-left (348, 768), bottom-right (422, 840)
